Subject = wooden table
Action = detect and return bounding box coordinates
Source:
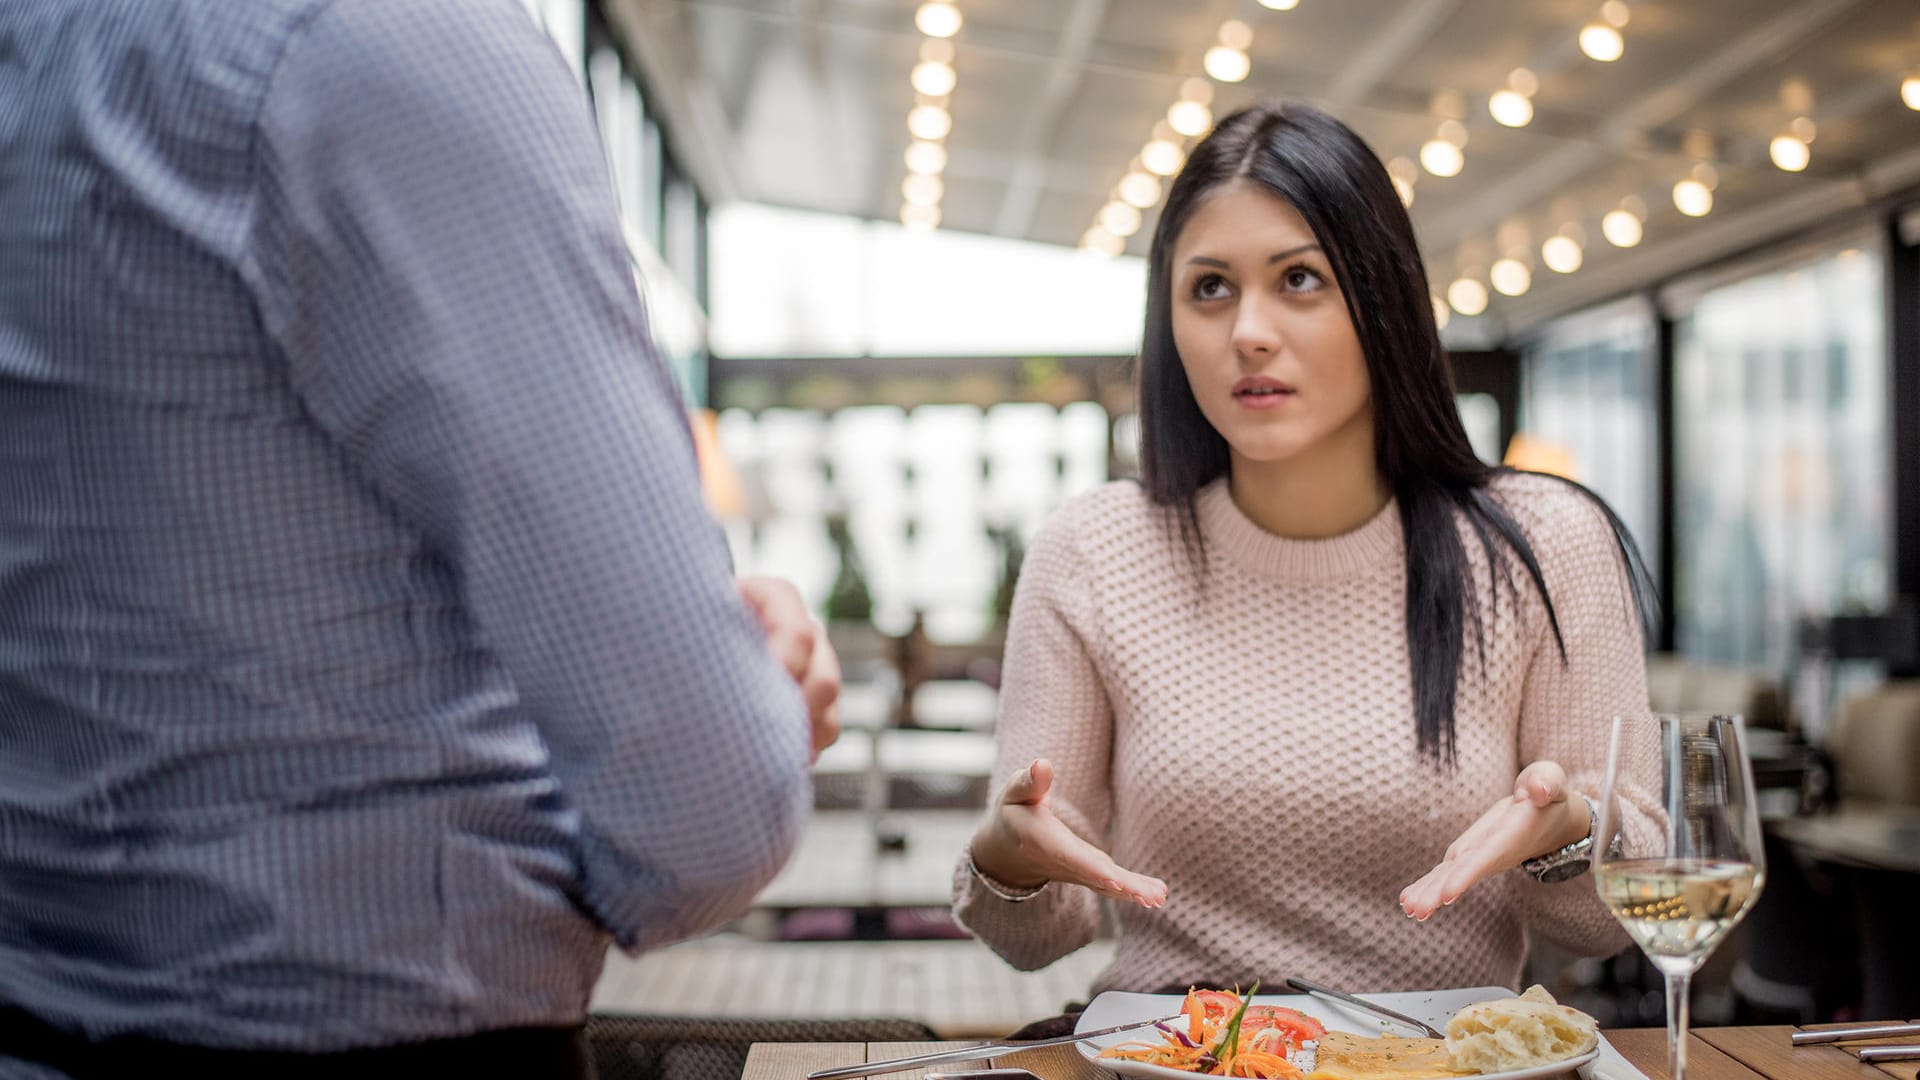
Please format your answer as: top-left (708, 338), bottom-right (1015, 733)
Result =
top-left (741, 1025), bottom-right (1920, 1080)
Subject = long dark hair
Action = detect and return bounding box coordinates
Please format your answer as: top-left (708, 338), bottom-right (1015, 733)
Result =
top-left (1136, 102), bottom-right (1657, 764)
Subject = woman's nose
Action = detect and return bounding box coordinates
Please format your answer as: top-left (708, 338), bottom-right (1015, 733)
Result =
top-left (1231, 297), bottom-right (1282, 360)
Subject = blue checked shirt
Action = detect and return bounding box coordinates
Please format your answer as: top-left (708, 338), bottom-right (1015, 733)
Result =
top-left (0, 0), bottom-right (811, 1056)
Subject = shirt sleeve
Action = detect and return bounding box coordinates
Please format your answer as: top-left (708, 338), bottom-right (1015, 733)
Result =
top-left (1510, 483), bottom-right (1662, 954)
top-left (951, 505), bottom-right (1110, 969)
top-left (246, 0), bottom-right (810, 951)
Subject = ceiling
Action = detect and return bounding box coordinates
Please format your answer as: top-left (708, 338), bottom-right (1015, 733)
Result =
top-left (607, 0), bottom-right (1920, 337)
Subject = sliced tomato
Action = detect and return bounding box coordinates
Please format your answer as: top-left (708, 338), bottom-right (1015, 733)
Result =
top-left (1188, 988), bottom-right (1247, 1023)
top-left (1240, 1005), bottom-right (1326, 1045)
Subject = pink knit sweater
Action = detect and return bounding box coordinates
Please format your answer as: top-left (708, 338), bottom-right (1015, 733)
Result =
top-left (952, 471), bottom-right (1660, 995)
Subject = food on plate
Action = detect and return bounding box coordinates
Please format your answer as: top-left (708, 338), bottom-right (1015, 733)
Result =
top-left (1442, 984), bottom-right (1598, 1073)
top-left (1096, 985), bottom-right (1598, 1080)
top-left (1099, 986), bottom-right (1323, 1078)
top-left (1301, 1031), bottom-right (1472, 1079)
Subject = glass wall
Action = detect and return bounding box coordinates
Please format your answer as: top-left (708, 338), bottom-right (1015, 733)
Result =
top-left (1670, 240), bottom-right (1891, 676)
top-left (1519, 298), bottom-right (1660, 570)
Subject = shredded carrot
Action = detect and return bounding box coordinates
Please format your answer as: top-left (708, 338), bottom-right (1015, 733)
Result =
top-left (1098, 987), bottom-right (1308, 1080)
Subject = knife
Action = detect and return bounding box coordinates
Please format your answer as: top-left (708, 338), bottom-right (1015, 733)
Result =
top-left (1282, 977), bottom-right (1445, 1039)
top-left (806, 1015), bottom-right (1184, 1080)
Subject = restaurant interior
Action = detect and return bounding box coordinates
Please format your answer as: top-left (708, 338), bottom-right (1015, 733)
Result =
top-left (508, 0), bottom-right (1920, 1075)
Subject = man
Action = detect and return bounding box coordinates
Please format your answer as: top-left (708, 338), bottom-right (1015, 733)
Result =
top-left (0, 0), bottom-right (833, 1074)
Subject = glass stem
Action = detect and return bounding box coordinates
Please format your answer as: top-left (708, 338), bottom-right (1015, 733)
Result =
top-left (1665, 970), bottom-right (1692, 1080)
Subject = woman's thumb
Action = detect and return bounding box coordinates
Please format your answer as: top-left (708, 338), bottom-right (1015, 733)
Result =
top-left (1003, 758), bottom-right (1053, 804)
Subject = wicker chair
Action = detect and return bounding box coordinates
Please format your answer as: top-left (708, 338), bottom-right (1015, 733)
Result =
top-left (586, 1014), bottom-right (939, 1080)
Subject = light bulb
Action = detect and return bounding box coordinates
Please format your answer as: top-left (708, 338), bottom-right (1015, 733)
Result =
top-left (1099, 200), bottom-right (1143, 238)
top-left (1489, 90), bottom-right (1534, 128)
top-left (1082, 227), bottom-right (1125, 256)
top-left (1769, 133), bottom-right (1810, 172)
top-left (1601, 208), bottom-right (1643, 248)
top-left (1579, 23), bottom-right (1623, 62)
top-left (1432, 295), bottom-right (1452, 330)
top-left (914, 1), bottom-right (961, 38)
top-left (1508, 67), bottom-right (1540, 97)
top-left (1392, 176), bottom-right (1415, 208)
top-left (1419, 139), bottom-right (1464, 178)
top-left (1447, 278), bottom-right (1488, 317)
top-left (911, 61), bottom-right (956, 97)
top-left (1141, 139), bottom-right (1186, 176)
top-left (1904, 75), bottom-right (1920, 111)
top-left (1203, 46), bottom-right (1250, 83)
top-left (1387, 157), bottom-right (1419, 185)
top-left (904, 141), bottom-right (947, 175)
top-left (1490, 258), bottom-right (1532, 297)
top-left (1673, 178), bottom-right (1713, 217)
top-left (1790, 116), bottom-right (1817, 143)
top-left (1257, 0), bottom-right (1300, 8)
top-left (1118, 171), bottom-right (1162, 209)
top-left (1542, 235), bottom-right (1583, 274)
top-left (907, 105), bottom-right (951, 140)
top-left (1601, 1), bottom-right (1631, 29)
top-left (1438, 120), bottom-right (1470, 148)
top-left (901, 203), bottom-right (941, 229)
top-left (902, 174), bottom-right (943, 205)
top-left (1168, 100), bottom-right (1213, 137)
top-left (1217, 19), bottom-right (1253, 50)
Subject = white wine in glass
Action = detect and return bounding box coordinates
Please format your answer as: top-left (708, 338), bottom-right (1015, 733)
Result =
top-left (1594, 713), bottom-right (1766, 1080)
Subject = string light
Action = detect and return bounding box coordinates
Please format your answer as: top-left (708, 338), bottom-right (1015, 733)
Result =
top-left (1204, 46), bottom-right (1250, 83)
top-left (1601, 208), bottom-right (1643, 247)
top-left (1420, 138), bottom-right (1464, 178)
top-left (1490, 258), bottom-right (1532, 297)
top-left (1118, 171), bottom-right (1162, 209)
top-left (907, 104), bottom-right (951, 141)
top-left (1447, 278), bottom-right (1489, 316)
top-left (910, 61), bottom-right (956, 97)
top-left (1141, 139), bottom-right (1185, 176)
top-left (904, 141), bottom-right (947, 175)
top-left (1579, 22), bottom-right (1623, 62)
top-left (1769, 133), bottom-right (1810, 172)
top-left (1168, 100), bottom-right (1213, 137)
top-left (914, 2), bottom-right (961, 38)
top-left (1489, 90), bottom-right (1534, 128)
top-left (1673, 178), bottom-right (1713, 217)
top-left (1081, 227), bottom-right (1125, 256)
top-left (1542, 235), bottom-right (1583, 274)
top-left (1904, 74), bottom-right (1920, 111)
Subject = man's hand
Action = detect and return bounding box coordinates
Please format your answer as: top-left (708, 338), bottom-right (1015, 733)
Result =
top-left (738, 576), bottom-right (840, 762)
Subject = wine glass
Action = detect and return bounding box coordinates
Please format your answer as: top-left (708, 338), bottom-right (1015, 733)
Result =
top-left (1594, 712), bottom-right (1767, 1080)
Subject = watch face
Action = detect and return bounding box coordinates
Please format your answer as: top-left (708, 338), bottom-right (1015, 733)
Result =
top-left (1540, 857), bottom-right (1592, 884)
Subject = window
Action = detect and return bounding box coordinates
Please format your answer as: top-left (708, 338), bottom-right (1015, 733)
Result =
top-left (1520, 298), bottom-right (1659, 571)
top-left (1670, 240), bottom-right (1890, 674)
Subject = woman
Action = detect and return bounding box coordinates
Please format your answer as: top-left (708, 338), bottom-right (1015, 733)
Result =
top-left (952, 103), bottom-right (1662, 996)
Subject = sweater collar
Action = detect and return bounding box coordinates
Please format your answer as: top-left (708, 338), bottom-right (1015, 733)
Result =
top-left (1196, 477), bottom-right (1402, 583)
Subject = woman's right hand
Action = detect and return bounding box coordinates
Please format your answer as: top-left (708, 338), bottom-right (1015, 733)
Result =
top-left (967, 758), bottom-right (1168, 908)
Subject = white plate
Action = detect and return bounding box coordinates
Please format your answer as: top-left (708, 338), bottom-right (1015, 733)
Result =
top-left (1074, 988), bottom-right (1607, 1080)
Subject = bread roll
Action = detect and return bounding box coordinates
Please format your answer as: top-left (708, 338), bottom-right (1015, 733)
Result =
top-left (1443, 985), bottom-right (1597, 1073)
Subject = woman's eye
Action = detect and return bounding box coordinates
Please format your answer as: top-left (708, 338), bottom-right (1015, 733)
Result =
top-left (1192, 275), bottom-right (1230, 300)
top-left (1282, 266), bottom-right (1324, 292)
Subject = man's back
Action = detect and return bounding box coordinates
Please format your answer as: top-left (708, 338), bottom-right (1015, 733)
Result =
top-left (0, 0), bottom-right (809, 1055)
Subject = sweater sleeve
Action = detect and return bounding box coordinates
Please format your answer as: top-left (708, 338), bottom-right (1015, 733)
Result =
top-left (1509, 483), bottom-right (1662, 954)
top-left (951, 503), bottom-right (1114, 970)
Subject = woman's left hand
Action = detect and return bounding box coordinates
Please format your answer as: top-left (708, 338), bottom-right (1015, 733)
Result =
top-left (1398, 760), bottom-right (1591, 921)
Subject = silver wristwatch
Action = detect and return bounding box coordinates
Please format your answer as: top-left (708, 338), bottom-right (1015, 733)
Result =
top-left (1521, 794), bottom-right (1618, 884)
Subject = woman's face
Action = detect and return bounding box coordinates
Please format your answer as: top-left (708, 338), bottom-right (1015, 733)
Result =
top-left (1168, 180), bottom-right (1373, 473)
